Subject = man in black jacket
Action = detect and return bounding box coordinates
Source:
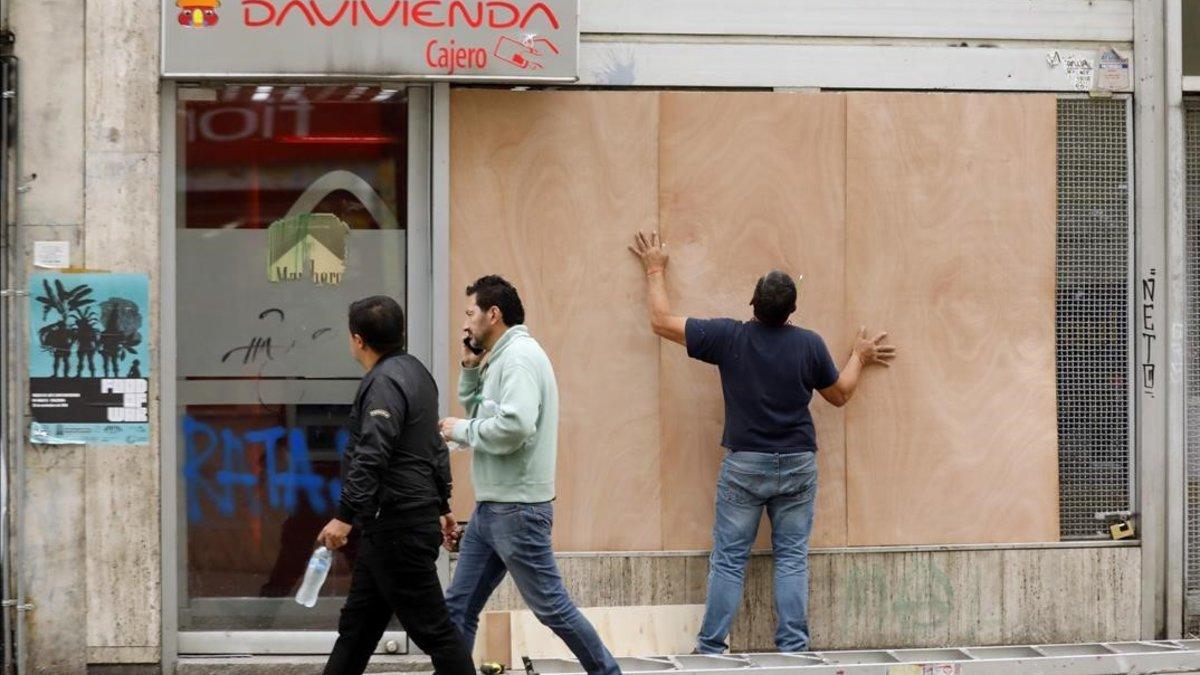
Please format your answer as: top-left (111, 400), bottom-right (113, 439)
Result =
top-left (317, 295), bottom-right (474, 675)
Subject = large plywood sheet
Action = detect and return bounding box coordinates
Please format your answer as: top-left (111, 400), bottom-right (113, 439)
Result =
top-left (449, 90), bottom-right (663, 551)
top-left (844, 93), bottom-right (1060, 546)
top-left (658, 92), bottom-right (849, 550)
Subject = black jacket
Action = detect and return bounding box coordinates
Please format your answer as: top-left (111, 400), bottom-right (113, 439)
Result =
top-left (337, 352), bottom-right (452, 530)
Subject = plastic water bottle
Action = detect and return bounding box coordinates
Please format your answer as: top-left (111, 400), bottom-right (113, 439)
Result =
top-left (446, 401), bottom-right (504, 452)
top-left (295, 547), bottom-right (332, 608)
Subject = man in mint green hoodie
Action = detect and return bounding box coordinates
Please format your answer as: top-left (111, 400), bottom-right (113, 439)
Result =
top-left (438, 275), bottom-right (620, 675)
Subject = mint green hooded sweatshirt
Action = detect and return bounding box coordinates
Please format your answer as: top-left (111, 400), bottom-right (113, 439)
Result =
top-left (449, 325), bottom-right (558, 503)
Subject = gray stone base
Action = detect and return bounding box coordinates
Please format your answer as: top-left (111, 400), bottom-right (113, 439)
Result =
top-left (172, 655), bottom-right (432, 675)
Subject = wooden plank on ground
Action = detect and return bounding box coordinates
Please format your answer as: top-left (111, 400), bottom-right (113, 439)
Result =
top-left (484, 604), bottom-right (705, 664)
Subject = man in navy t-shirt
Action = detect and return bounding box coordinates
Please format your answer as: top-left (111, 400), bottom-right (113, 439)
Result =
top-left (629, 231), bottom-right (896, 654)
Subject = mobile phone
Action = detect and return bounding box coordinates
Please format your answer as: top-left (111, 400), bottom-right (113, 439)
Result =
top-left (463, 336), bottom-right (485, 355)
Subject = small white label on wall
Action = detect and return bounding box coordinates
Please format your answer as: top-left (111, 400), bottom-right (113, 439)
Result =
top-left (33, 241), bottom-right (70, 269)
top-left (1096, 48), bottom-right (1131, 92)
top-left (1064, 56), bottom-right (1094, 91)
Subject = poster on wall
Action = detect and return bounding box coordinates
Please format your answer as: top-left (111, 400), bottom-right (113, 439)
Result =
top-left (28, 273), bottom-right (150, 445)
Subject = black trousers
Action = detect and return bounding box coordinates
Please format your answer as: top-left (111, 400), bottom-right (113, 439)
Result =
top-left (323, 523), bottom-right (475, 675)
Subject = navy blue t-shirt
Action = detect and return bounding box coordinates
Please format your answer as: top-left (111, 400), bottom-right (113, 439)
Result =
top-left (685, 318), bottom-right (839, 453)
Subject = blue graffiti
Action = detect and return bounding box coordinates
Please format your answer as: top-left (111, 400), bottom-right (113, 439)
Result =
top-left (183, 415), bottom-right (348, 522)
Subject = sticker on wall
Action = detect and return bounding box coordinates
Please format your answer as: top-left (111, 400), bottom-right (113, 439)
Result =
top-left (1046, 50), bottom-right (1096, 91)
top-left (28, 273), bottom-right (150, 445)
top-left (1064, 55), bottom-right (1094, 91)
top-left (32, 241), bottom-right (70, 269)
top-left (1096, 48), bottom-right (1131, 92)
top-left (267, 213), bottom-right (350, 285)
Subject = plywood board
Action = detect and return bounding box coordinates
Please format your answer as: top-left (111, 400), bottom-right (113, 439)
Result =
top-left (481, 605), bottom-right (705, 665)
top-left (480, 611), bottom-right (513, 666)
top-left (448, 449), bottom-right (475, 520)
top-left (449, 90), bottom-right (663, 551)
top-left (657, 92), bottom-right (849, 550)
top-left (843, 92), bottom-right (1060, 545)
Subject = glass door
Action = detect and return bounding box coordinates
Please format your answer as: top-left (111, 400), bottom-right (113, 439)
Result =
top-left (172, 84), bottom-right (429, 649)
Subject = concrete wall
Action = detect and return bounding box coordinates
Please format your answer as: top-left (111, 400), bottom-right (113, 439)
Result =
top-left (458, 545), bottom-right (1141, 651)
top-left (10, 0), bottom-right (162, 671)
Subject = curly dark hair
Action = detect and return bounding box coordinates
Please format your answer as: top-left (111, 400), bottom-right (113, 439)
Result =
top-left (466, 275), bottom-right (525, 326)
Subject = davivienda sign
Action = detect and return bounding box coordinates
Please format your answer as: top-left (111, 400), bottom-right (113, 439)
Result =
top-left (162, 0), bottom-right (579, 81)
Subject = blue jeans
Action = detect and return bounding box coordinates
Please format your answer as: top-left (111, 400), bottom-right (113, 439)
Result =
top-left (445, 502), bottom-right (620, 675)
top-left (697, 450), bottom-right (818, 654)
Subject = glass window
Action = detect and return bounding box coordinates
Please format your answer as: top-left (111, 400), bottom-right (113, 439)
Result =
top-left (1186, 0), bottom-right (1200, 76)
top-left (176, 85), bottom-right (408, 630)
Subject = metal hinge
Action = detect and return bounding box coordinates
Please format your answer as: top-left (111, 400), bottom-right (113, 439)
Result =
top-left (0, 289), bottom-right (27, 297)
top-left (1, 600), bottom-right (32, 612)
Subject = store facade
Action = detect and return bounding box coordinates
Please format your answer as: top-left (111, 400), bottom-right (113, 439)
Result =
top-left (6, 2), bottom-right (1191, 674)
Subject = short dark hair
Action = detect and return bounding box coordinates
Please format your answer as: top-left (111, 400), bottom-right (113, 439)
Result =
top-left (348, 295), bottom-right (405, 354)
top-left (466, 275), bottom-right (525, 326)
top-left (751, 270), bottom-right (797, 327)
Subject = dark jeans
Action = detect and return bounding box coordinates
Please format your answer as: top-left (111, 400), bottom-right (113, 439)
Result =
top-left (323, 523), bottom-right (474, 675)
top-left (445, 502), bottom-right (620, 675)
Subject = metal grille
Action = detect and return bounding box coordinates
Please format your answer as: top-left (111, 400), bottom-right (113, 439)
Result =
top-left (1185, 98), bottom-right (1200, 635)
top-left (1055, 97), bottom-right (1132, 540)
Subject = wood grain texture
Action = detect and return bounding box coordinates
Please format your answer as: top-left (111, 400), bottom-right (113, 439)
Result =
top-left (448, 449), bottom-right (475, 521)
top-left (843, 92), bottom-right (1060, 546)
top-left (498, 605), bottom-right (705, 663)
top-left (481, 611), bottom-right (512, 666)
top-left (450, 90), bottom-right (1061, 552)
top-left (449, 89), bottom-right (663, 551)
top-left (657, 92), bottom-right (849, 550)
